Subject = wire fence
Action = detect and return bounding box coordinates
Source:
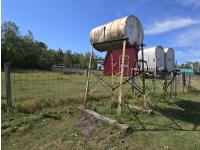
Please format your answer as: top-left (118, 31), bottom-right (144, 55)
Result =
top-left (1, 72), bottom-right (6, 103)
top-left (1, 68), bottom-right (87, 105)
top-left (1, 64), bottom-right (200, 107)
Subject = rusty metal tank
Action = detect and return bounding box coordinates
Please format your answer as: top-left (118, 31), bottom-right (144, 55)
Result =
top-left (90, 15), bottom-right (144, 51)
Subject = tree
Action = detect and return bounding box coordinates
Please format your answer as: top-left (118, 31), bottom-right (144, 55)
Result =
top-left (1, 21), bottom-right (104, 70)
top-left (1, 21), bottom-right (20, 38)
top-left (1, 21), bottom-right (21, 67)
top-left (52, 49), bottom-right (64, 65)
top-left (64, 50), bottom-right (73, 67)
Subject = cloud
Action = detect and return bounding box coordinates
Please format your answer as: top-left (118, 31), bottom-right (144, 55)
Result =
top-left (176, 49), bottom-right (200, 63)
top-left (145, 18), bottom-right (200, 35)
top-left (177, 0), bottom-right (200, 8)
top-left (176, 27), bottom-right (200, 46)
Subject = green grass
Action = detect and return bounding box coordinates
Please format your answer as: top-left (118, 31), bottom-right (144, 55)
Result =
top-left (1, 71), bottom-right (86, 102)
top-left (1, 71), bottom-right (200, 150)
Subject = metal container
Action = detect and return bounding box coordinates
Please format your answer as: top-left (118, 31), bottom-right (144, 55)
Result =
top-left (90, 15), bottom-right (144, 51)
top-left (164, 48), bottom-right (174, 72)
top-left (138, 45), bottom-right (165, 72)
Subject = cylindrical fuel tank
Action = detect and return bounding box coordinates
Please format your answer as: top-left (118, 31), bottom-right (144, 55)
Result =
top-left (138, 45), bottom-right (165, 72)
top-left (164, 48), bottom-right (175, 72)
top-left (90, 15), bottom-right (144, 51)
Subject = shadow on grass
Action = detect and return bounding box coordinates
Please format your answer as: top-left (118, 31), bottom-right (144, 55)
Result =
top-left (88, 95), bottom-right (112, 102)
top-left (126, 106), bottom-right (182, 132)
top-left (176, 98), bottom-right (200, 113)
top-left (126, 101), bottom-right (200, 132)
top-left (156, 107), bottom-right (200, 131)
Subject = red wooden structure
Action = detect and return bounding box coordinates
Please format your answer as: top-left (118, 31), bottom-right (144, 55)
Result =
top-left (103, 48), bottom-right (138, 77)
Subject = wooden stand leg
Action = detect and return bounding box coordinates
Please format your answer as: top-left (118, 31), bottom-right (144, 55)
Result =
top-left (141, 44), bottom-right (147, 109)
top-left (142, 74), bottom-right (147, 109)
top-left (163, 74), bottom-right (167, 101)
top-left (152, 70), bottom-right (156, 108)
top-left (116, 40), bottom-right (126, 123)
top-left (111, 51), bottom-right (115, 100)
top-left (188, 74), bottom-right (191, 92)
top-left (174, 73), bottom-right (178, 101)
top-left (182, 73), bottom-right (185, 93)
top-left (84, 47), bottom-right (93, 108)
top-left (173, 75), bottom-right (176, 103)
top-left (170, 75), bottom-right (173, 99)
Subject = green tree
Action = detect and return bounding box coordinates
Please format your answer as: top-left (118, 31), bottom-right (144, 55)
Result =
top-left (1, 21), bottom-right (103, 70)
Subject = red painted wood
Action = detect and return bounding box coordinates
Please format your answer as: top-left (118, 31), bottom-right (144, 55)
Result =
top-left (103, 48), bottom-right (137, 77)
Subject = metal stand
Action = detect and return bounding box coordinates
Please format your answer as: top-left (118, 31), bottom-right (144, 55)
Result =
top-left (162, 70), bottom-right (178, 103)
top-left (84, 41), bottom-right (151, 125)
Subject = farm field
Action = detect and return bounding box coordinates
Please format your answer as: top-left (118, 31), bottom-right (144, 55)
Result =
top-left (1, 71), bottom-right (200, 150)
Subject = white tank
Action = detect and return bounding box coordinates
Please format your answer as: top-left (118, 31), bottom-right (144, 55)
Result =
top-left (90, 15), bottom-right (144, 51)
top-left (164, 48), bottom-right (174, 72)
top-left (138, 46), bottom-right (165, 72)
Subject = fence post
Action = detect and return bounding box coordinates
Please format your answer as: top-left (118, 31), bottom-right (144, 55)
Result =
top-left (4, 62), bottom-right (12, 108)
top-left (182, 73), bottom-right (186, 93)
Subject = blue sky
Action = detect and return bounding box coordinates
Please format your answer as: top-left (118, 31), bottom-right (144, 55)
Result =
top-left (2, 0), bottom-right (200, 64)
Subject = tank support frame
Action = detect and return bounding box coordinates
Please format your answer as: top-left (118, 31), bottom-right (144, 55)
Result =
top-left (84, 40), bottom-right (150, 125)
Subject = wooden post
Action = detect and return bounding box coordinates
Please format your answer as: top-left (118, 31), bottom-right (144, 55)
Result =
top-left (84, 46), bottom-right (93, 108)
top-left (169, 73), bottom-right (173, 99)
top-left (116, 40), bottom-right (126, 123)
top-left (152, 69), bottom-right (156, 108)
top-left (188, 74), bottom-right (191, 92)
top-left (111, 51), bottom-right (115, 100)
top-left (163, 72), bottom-right (167, 101)
top-left (172, 74), bottom-right (177, 103)
top-left (182, 73), bottom-right (186, 93)
top-left (4, 63), bottom-right (12, 108)
top-left (141, 44), bottom-right (147, 109)
top-left (174, 61), bottom-right (177, 101)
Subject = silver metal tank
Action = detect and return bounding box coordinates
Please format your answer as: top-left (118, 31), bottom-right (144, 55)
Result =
top-left (138, 45), bottom-right (165, 72)
top-left (90, 15), bottom-right (144, 51)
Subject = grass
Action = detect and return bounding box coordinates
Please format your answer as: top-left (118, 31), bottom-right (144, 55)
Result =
top-left (1, 71), bottom-right (200, 150)
top-left (1, 71), bottom-right (86, 103)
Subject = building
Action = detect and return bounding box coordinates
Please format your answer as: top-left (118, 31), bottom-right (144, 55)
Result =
top-left (103, 48), bottom-right (137, 77)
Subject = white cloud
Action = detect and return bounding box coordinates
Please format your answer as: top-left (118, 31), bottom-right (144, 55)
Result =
top-left (178, 0), bottom-right (200, 8)
top-left (176, 28), bottom-right (200, 46)
top-left (145, 18), bottom-right (200, 35)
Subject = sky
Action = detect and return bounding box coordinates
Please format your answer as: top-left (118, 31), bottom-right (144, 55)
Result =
top-left (2, 0), bottom-right (200, 64)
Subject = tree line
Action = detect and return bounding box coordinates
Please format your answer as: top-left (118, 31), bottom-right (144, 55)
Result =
top-left (1, 21), bottom-right (102, 70)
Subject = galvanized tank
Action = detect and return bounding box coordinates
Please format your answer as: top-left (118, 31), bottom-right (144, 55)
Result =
top-left (90, 15), bottom-right (144, 51)
top-left (138, 45), bottom-right (165, 72)
top-left (164, 48), bottom-right (175, 72)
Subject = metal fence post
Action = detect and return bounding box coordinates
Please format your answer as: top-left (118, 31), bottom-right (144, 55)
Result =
top-left (4, 62), bottom-right (12, 108)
